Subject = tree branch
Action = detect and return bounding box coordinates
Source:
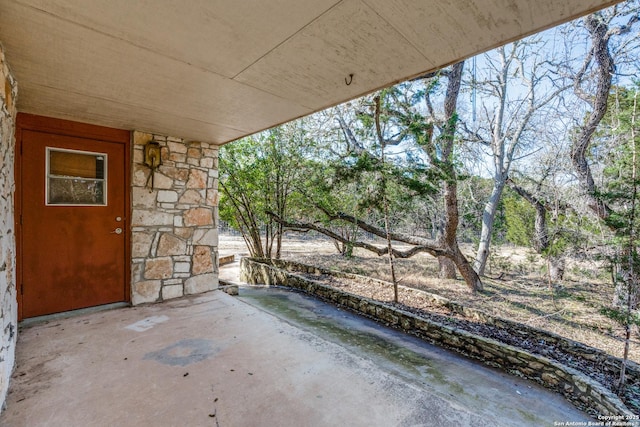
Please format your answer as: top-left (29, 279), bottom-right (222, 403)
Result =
top-left (266, 211), bottom-right (446, 258)
top-left (336, 115), bottom-right (363, 155)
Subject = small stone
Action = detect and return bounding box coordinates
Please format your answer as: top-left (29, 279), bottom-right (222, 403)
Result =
top-left (132, 280), bottom-right (161, 304)
top-left (158, 165), bottom-right (189, 182)
top-left (132, 187), bottom-right (156, 208)
top-left (174, 228), bottom-right (194, 239)
top-left (528, 361), bottom-right (544, 370)
top-left (193, 246), bottom-right (214, 274)
top-left (193, 229), bottom-right (218, 246)
top-left (541, 372), bottom-right (559, 386)
top-left (157, 234), bottom-right (187, 256)
top-left (150, 172), bottom-right (174, 189)
top-left (162, 285), bottom-right (184, 300)
top-left (144, 258), bottom-right (173, 280)
top-left (131, 210), bottom-right (174, 227)
top-left (206, 190), bottom-right (218, 207)
top-left (133, 148), bottom-right (144, 164)
top-left (507, 356), bottom-right (521, 365)
top-left (179, 189), bottom-right (204, 205)
top-left (132, 232), bottom-right (154, 258)
top-left (157, 190), bottom-right (178, 203)
top-left (133, 132), bottom-right (152, 146)
top-left (184, 208), bottom-right (213, 226)
top-left (160, 147), bottom-right (171, 163)
top-left (203, 148), bottom-right (217, 158)
top-left (170, 153), bottom-right (186, 163)
top-left (574, 377), bottom-right (588, 393)
top-left (132, 164), bottom-right (151, 187)
top-left (175, 262), bottom-right (191, 273)
top-left (184, 273), bottom-right (217, 295)
top-left (186, 169), bottom-right (208, 189)
top-left (222, 285), bottom-right (239, 296)
top-left (168, 141), bottom-right (188, 154)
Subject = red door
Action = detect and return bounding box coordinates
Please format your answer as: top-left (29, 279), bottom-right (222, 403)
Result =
top-left (17, 115), bottom-right (130, 319)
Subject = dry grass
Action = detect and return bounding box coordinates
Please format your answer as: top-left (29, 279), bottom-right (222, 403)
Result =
top-left (221, 235), bottom-right (639, 363)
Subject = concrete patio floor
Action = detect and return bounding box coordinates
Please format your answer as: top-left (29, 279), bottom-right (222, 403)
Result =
top-left (0, 266), bottom-right (592, 426)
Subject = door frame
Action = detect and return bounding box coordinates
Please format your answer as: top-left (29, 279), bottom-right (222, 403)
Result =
top-left (15, 113), bottom-right (131, 320)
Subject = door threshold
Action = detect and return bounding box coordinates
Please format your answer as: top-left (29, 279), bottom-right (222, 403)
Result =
top-left (20, 302), bottom-right (130, 327)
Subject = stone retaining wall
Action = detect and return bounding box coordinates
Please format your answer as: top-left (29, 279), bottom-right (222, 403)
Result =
top-left (0, 42), bottom-right (17, 409)
top-left (240, 257), bottom-right (635, 418)
top-left (262, 258), bottom-right (640, 386)
top-left (130, 132), bottom-right (219, 304)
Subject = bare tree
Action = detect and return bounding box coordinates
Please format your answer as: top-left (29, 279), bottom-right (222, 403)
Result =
top-left (374, 95), bottom-right (400, 302)
top-left (271, 62), bottom-right (484, 292)
top-left (465, 38), bottom-right (569, 275)
top-left (568, 5), bottom-right (639, 307)
top-left (506, 174), bottom-right (570, 281)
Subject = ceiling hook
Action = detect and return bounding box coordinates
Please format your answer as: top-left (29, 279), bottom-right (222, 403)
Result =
top-left (345, 73), bottom-right (354, 86)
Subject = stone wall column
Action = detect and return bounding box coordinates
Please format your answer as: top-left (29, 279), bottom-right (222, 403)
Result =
top-left (0, 42), bottom-right (18, 411)
top-left (131, 132), bottom-right (219, 304)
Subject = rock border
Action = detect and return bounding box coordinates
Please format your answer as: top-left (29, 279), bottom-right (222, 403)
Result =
top-left (262, 258), bottom-right (640, 385)
top-left (240, 257), bottom-right (635, 418)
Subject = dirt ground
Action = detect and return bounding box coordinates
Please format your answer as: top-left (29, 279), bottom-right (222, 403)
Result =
top-left (219, 234), bottom-right (639, 364)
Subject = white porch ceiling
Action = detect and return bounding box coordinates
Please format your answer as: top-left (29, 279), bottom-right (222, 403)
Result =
top-left (0, 0), bottom-right (621, 144)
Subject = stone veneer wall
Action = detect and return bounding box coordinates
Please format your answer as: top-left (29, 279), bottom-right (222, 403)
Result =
top-left (0, 43), bottom-right (17, 409)
top-left (240, 257), bottom-right (636, 418)
top-left (131, 132), bottom-right (219, 304)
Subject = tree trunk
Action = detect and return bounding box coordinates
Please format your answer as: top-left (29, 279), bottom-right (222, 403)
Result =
top-left (375, 94), bottom-right (400, 303)
top-left (275, 222), bottom-right (283, 259)
top-left (570, 13), bottom-right (639, 309)
top-left (438, 257), bottom-right (457, 279)
top-left (549, 256), bottom-right (565, 281)
top-left (269, 61), bottom-right (484, 293)
top-left (435, 198), bottom-right (457, 281)
top-left (438, 61), bottom-right (481, 291)
top-left (570, 14), bottom-right (614, 221)
top-left (452, 245), bottom-right (484, 292)
top-left (611, 249), bottom-right (639, 309)
top-left (507, 178), bottom-right (554, 274)
top-left (533, 202), bottom-right (549, 253)
top-left (474, 180), bottom-right (506, 275)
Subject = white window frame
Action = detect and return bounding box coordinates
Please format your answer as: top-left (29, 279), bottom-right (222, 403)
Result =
top-left (45, 147), bottom-right (108, 206)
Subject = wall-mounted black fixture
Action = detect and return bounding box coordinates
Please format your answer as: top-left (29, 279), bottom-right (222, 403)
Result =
top-left (144, 140), bottom-right (162, 191)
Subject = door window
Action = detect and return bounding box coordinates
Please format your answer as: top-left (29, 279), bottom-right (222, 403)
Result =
top-left (46, 148), bottom-right (107, 205)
